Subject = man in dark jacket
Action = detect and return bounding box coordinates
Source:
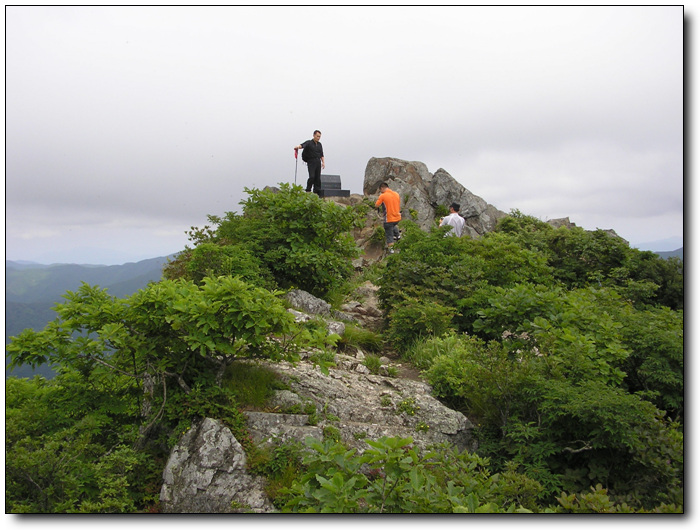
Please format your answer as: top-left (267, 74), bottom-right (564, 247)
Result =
top-left (295, 130), bottom-right (325, 194)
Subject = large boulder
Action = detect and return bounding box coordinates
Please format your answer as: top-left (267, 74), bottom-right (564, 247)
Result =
top-left (363, 157), bottom-right (507, 236)
top-left (160, 418), bottom-right (274, 513)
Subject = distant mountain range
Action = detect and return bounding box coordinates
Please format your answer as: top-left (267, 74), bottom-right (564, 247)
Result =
top-left (654, 248), bottom-right (683, 260)
top-left (5, 255), bottom-right (175, 379)
top-left (4, 246), bottom-right (682, 379)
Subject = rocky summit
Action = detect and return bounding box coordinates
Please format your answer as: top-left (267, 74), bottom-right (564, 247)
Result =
top-left (363, 157), bottom-right (507, 237)
top-left (159, 158), bottom-right (501, 513)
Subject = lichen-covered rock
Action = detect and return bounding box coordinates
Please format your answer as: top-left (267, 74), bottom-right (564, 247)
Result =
top-left (160, 418), bottom-right (274, 513)
top-left (286, 289), bottom-right (331, 316)
top-left (362, 157), bottom-right (507, 236)
top-left (247, 359), bottom-right (476, 454)
top-left (340, 281), bottom-right (384, 330)
top-left (286, 289), bottom-right (346, 335)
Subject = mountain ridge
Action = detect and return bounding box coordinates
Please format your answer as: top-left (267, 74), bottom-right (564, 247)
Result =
top-left (5, 255), bottom-right (175, 378)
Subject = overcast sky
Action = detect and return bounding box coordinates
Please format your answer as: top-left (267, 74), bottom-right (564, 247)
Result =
top-left (4, 5), bottom-right (685, 265)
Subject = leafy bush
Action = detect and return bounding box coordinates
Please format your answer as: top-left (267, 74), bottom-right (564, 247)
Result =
top-left (617, 306), bottom-right (684, 421)
top-left (5, 374), bottom-right (161, 513)
top-left (165, 242), bottom-right (276, 290)
top-left (5, 276), bottom-right (335, 465)
top-left (423, 333), bottom-right (684, 508)
top-left (337, 324), bottom-right (383, 353)
top-left (378, 221), bottom-right (555, 335)
top-left (494, 210), bottom-right (683, 309)
top-left (403, 332), bottom-right (466, 370)
top-left (387, 298), bottom-right (456, 352)
top-left (378, 222), bottom-right (487, 318)
top-left (280, 436), bottom-right (542, 513)
top-left (5, 201), bottom-right (684, 514)
top-left (174, 184), bottom-right (363, 297)
top-left (470, 284), bottom-right (630, 385)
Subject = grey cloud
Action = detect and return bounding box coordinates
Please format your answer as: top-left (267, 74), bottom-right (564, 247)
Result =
top-left (5, 5), bottom-right (684, 264)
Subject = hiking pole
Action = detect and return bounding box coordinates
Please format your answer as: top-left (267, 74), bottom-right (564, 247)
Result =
top-left (294, 148), bottom-right (298, 185)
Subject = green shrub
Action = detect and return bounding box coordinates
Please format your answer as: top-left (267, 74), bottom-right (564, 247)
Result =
top-left (222, 361), bottom-right (285, 410)
top-left (280, 436), bottom-right (542, 513)
top-left (230, 184), bottom-right (362, 297)
top-left (403, 333), bottom-right (465, 370)
top-left (165, 183), bottom-right (363, 298)
top-left (618, 306), bottom-right (684, 420)
top-left (337, 324), bottom-right (383, 353)
top-left (184, 242), bottom-right (276, 289)
top-left (363, 354), bottom-right (383, 375)
top-left (424, 333), bottom-right (684, 508)
top-left (387, 299), bottom-right (456, 352)
top-left (5, 373), bottom-right (162, 513)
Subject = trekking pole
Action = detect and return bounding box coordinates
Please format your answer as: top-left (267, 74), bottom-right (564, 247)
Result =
top-left (294, 148), bottom-right (298, 185)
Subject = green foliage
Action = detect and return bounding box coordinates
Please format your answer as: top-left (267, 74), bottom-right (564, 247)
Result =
top-left (424, 335), bottom-right (533, 434)
top-left (423, 333), bottom-right (684, 508)
top-left (378, 222), bottom-right (486, 317)
top-left (471, 284), bottom-right (630, 385)
top-left (618, 306), bottom-right (684, 420)
top-left (168, 183), bottom-right (363, 297)
top-left (494, 210), bottom-right (683, 309)
top-left (242, 184), bottom-right (363, 296)
top-left (5, 203), bottom-right (684, 514)
top-left (434, 204), bottom-right (449, 219)
top-left (551, 484), bottom-right (682, 513)
top-left (280, 436), bottom-right (542, 513)
top-left (247, 438), bottom-right (306, 504)
top-left (165, 383), bottom-right (250, 450)
top-left (370, 225), bottom-right (386, 244)
top-left (387, 299), bottom-right (457, 352)
top-left (396, 397), bottom-right (419, 416)
top-left (221, 361), bottom-right (287, 410)
top-left (538, 380), bottom-right (683, 506)
top-left (402, 332), bottom-right (465, 370)
top-left (378, 221), bottom-right (554, 337)
top-left (336, 323), bottom-right (383, 353)
top-left (5, 374), bottom-right (161, 513)
top-left (166, 242), bottom-right (276, 290)
top-left (7, 277), bottom-right (309, 393)
top-left (362, 354), bottom-right (383, 375)
top-left (5, 275), bottom-right (332, 512)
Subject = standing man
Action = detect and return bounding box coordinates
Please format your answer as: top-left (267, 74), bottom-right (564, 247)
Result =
top-left (439, 202), bottom-right (466, 237)
top-left (375, 182), bottom-right (402, 253)
top-left (295, 130), bottom-right (325, 194)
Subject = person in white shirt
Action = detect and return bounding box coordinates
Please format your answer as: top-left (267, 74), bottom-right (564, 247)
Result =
top-left (439, 202), bottom-right (466, 237)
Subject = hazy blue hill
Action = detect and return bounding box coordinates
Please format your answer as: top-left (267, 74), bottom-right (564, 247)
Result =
top-left (6, 255), bottom-right (175, 378)
top-left (5, 256), bottom-right (173, 304)
top-left (655, 247), bottom-right (683, 260)
top-left (5, 301), bottom-right (59, 379)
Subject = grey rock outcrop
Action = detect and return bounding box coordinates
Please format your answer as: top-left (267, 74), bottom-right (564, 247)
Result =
top-left (286, 288), bottom-right (347, 336)
top-left (363, 157), bottom-right (507, 237)
top-left (286, 289), bottom-right (332, 317)
top-left (160, 417), bottom-right (274, 513)
top-left (339, 281), bottom-right (384, 331)
top-left (547, 217), bottom-right (577, 229)
top-left (546, 217), bottom-right (629, 244)
top-left (246, 358), bottom-right (476, 455)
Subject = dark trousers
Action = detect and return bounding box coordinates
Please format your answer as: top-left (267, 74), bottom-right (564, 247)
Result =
top-left (306, 159), bottom-right (322, 193)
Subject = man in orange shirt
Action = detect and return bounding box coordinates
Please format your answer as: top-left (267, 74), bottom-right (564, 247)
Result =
top-left (375, 182), bottom-right (402, 253)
